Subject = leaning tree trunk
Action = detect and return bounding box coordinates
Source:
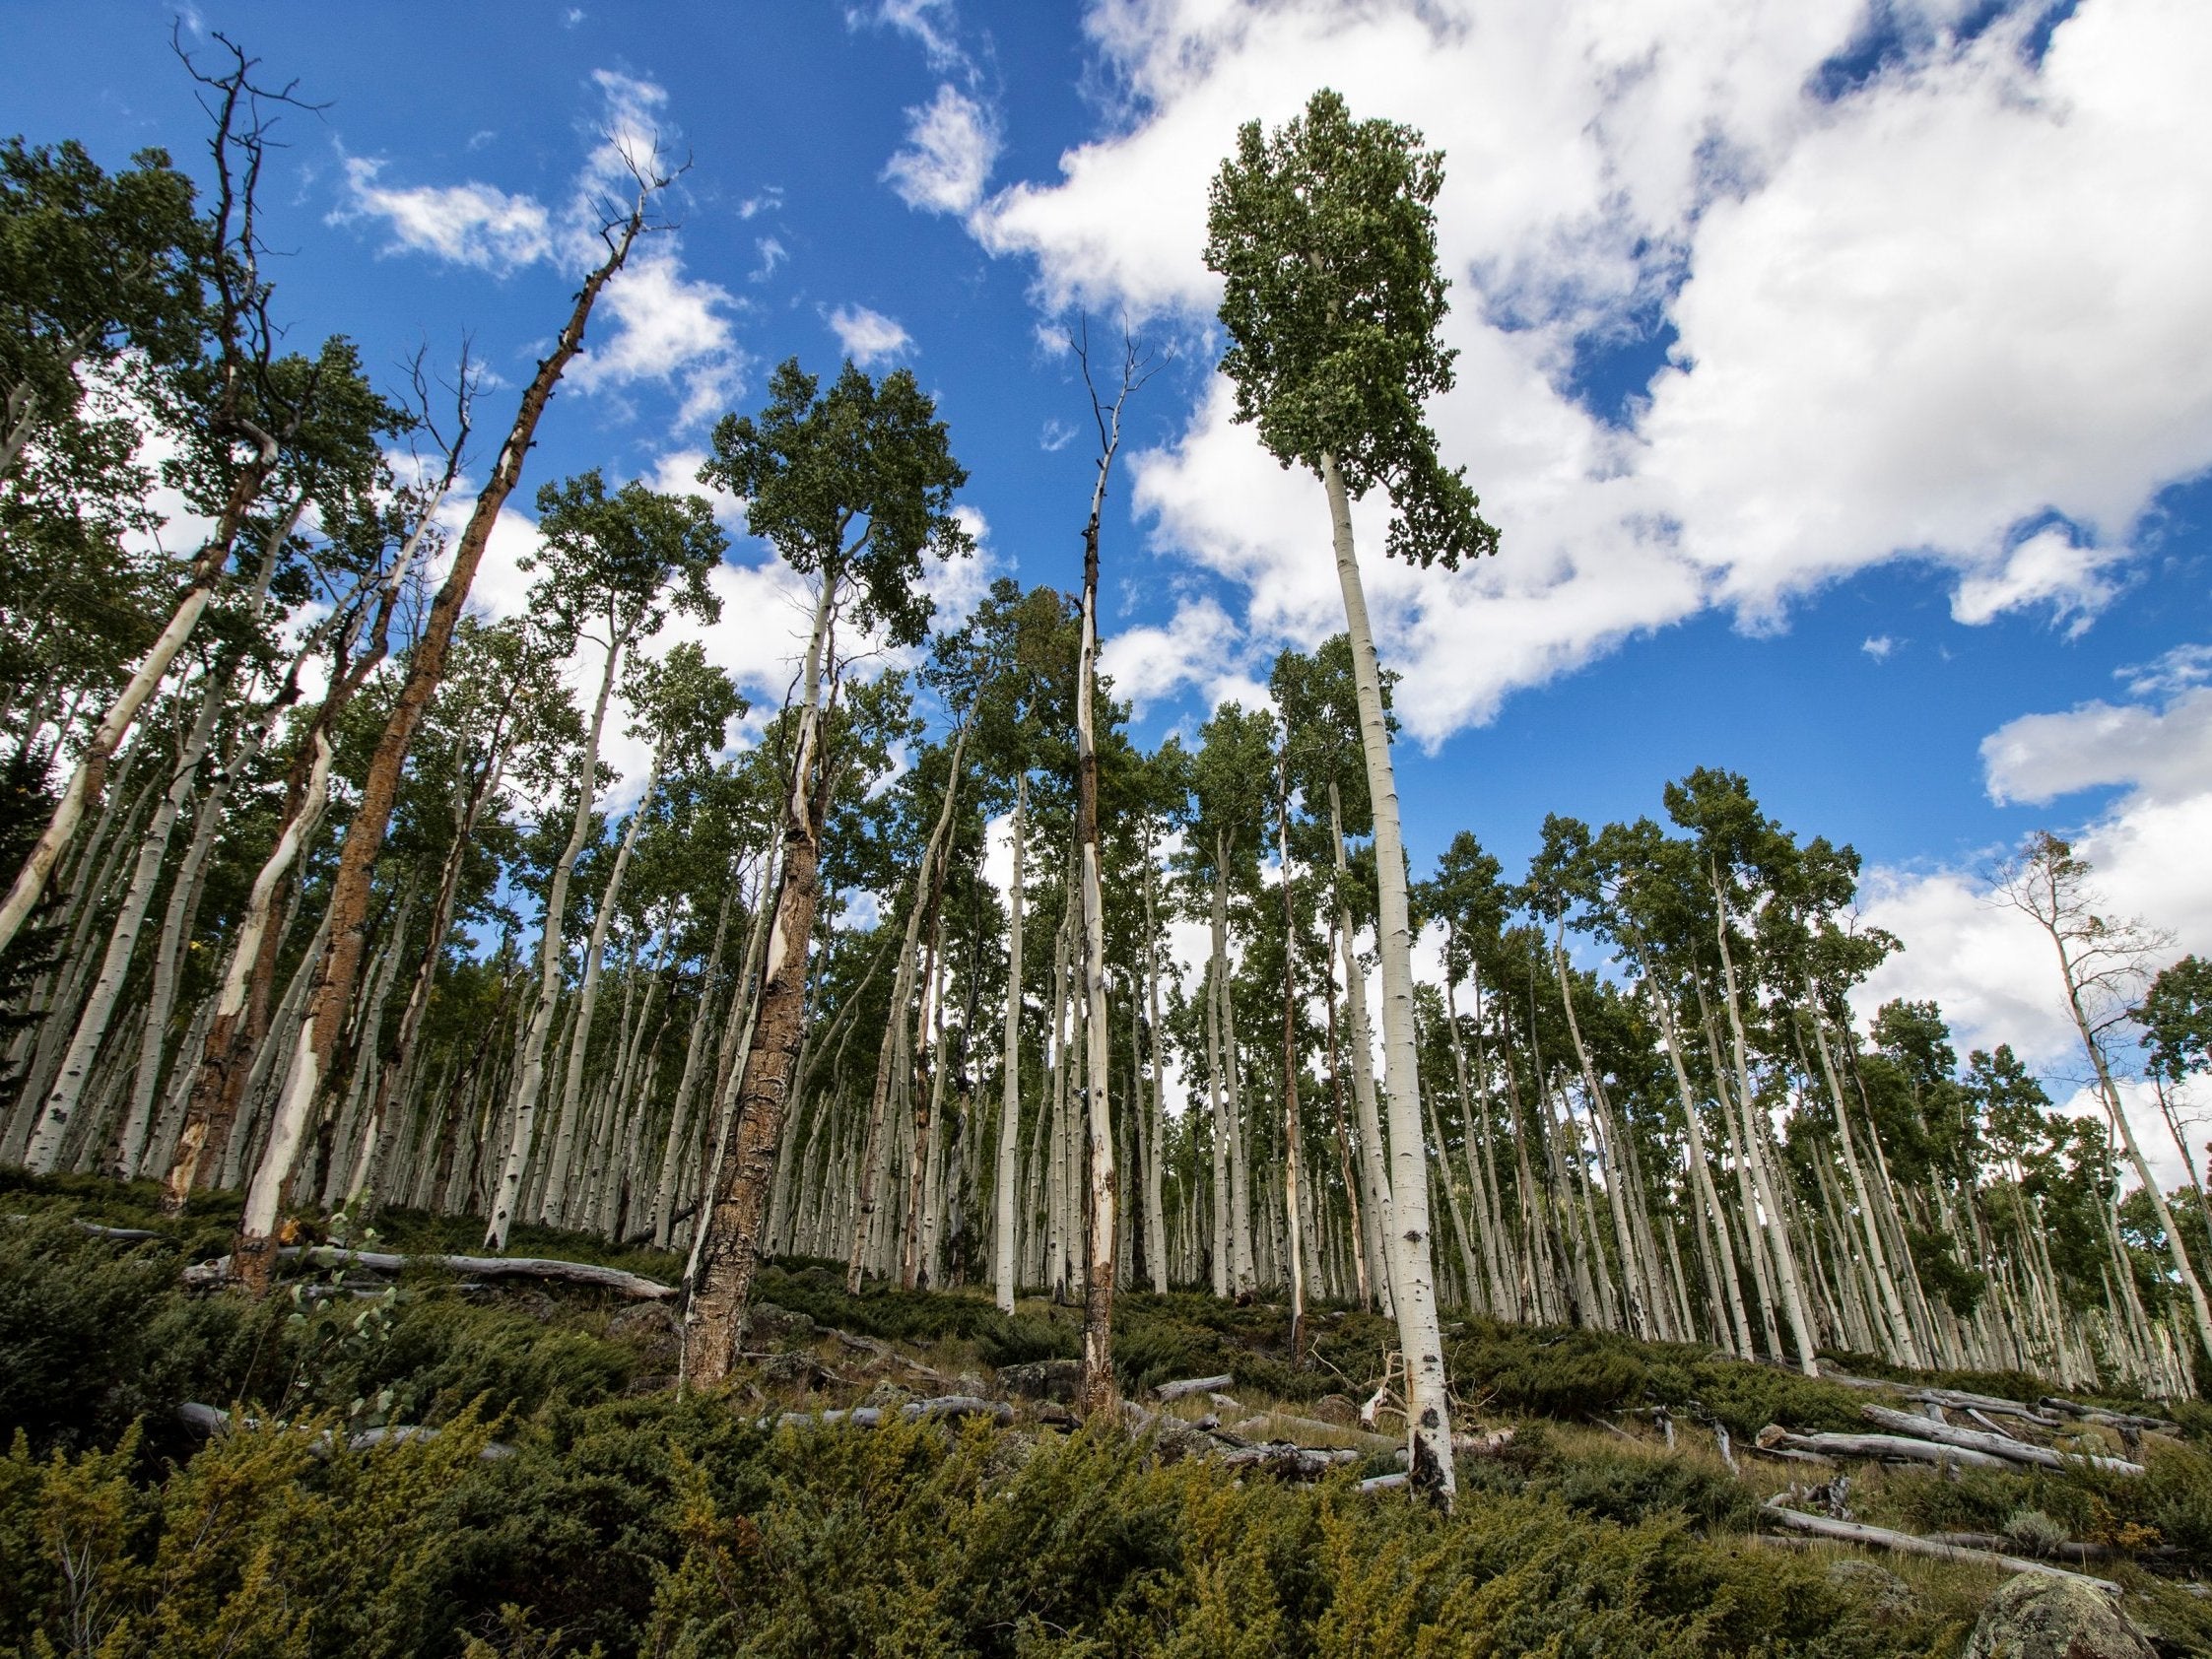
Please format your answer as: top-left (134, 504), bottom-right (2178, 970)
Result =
top-left (24, 679), bottom-right (222, 1172)
top-left (228, 199), bottom-right (654, 1293)
top-left (1319, 450), bottom-right (1453, 1505)
top-left (0, 431), bottom-right (288, 962)
top-left (683, 577), bottom-right (836, 1387)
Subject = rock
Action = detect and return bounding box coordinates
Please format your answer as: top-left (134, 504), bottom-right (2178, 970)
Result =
top-left (754, 1351), bottom-right (818, 1387)
top-left (998, 1359), bottom-right (1081, 1403)
top-left (747, 1301), bottom-right (817, 1342)
top-left (1963, 1573), bottom-right (2154, 1659)
top-left (1825, 1559), bottom-right (1913, 1622)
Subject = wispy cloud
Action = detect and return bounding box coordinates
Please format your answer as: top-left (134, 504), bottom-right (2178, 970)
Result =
top-left (332, 69), bottom-right (743, 428)
top-left (883, 83), bottom-right (999, 216)
top-left (1861, 634), bottom-right (1896, 662)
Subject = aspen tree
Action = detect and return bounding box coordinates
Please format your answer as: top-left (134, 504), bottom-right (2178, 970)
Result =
top-left (1208, 88), bottom-right (1500, 1506)
top-left (683, 360), bottom-right (970, 1387)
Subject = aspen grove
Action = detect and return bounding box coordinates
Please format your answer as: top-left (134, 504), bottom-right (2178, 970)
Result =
top-left (13, 49), bottom-right (2212, 1530)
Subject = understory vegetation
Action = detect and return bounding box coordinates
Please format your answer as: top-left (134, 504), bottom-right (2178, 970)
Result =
top-left (6, 1185), bottom-right (2212, 1657)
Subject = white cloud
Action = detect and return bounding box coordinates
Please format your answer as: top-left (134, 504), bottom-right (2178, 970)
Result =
top-left (331, 70), bottom-right (742, 429)
top-left (1861, 634), bottom-right (1896, 661)
top-left (884, 83), bottom-right (1000, 215)
top-left (1982, 687), bottom-right (2212, 808)
top-left (334, 158), bottom-right (552, 270)
top-left (1948, 528), bottom-right (2126, 630)
top-left (856, 0), bottom-right (969, 74)
top-left (826, 302), bottom-right (913, 366)
top-left (1099, 593), bottom-right (1248, 714)
top-left (751, 235), bottom-right (787, 281)
top-left (1039, 418), bottom-right (1075, 452)
top-left (571, 247), bottom-right (745, 425)
top-left (962, 0), bottom-right (2212, 740)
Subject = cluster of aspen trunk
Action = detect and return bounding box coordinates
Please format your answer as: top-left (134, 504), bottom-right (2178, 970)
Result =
top-left (6, 658), bottom-right (2206, 1409)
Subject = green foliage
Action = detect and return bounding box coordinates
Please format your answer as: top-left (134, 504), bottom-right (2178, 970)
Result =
top-left (1204, 89), bottom-right (1498, 570)
top-left (700, 357), bottom-right (972, 649)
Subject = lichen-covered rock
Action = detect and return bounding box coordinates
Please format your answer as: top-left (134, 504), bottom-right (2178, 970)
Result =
top-left (1963, 1573), bottom-right (2153, 1659)
top-left (1826, 1559), bottom-right (1913, 1622)
top-left (998, 1359), bottom-right (1081, 1402)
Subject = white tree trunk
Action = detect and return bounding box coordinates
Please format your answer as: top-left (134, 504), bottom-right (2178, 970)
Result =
top-left (485, 629), bottom-right (625, 1249)
top-left (1319, 451), bottom-right (1453, 1503)
top-left (993, 776), bottom-right (1028, 1312)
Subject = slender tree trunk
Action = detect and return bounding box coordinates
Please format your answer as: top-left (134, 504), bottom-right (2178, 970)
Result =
top-left (0, 436), bottom-right (285, 960)
top-left (25, 681), bottom-right (221, 1170)
top-left (1318, 451), bottom-right (1452, 1504)
top-left (543, 732), bottom-right (660, 1223)
top-left (1331, 783), bottom-right (1395, 1318)
top-left (993, 775), bottom-right (1028, 1311)
top-left (1142, 846), bottom-right (1170, 1294)
top-left (1276, 763), bottom-right (1307, 1358)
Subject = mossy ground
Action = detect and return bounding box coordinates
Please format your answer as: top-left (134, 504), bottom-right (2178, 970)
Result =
top-left (4, 1174), bottom-right (2207, 1656)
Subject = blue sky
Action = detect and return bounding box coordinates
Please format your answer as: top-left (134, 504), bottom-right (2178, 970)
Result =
top-left (9, 0), bottom-right (2211, 1088)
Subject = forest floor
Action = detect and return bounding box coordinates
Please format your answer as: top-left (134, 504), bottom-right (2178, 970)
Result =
top-left (5, 1169), bottom-right (2211, 1657)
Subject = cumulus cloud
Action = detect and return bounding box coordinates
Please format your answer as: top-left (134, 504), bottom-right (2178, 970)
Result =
top-left (335, 159), bottom-right (552, 270)
top-left (963, 0), bottom-right (2212, 739)
top-left (884, 83), bottom-right (1001, 215)
top-left (570, 248), bottom-right (746, 426)
top-left (1982, 685), bottom-right (2212, 808)
top-left (826, 303), bottom-right (913, 366)
top-left (1099, 593), bottom-right (1249, 714)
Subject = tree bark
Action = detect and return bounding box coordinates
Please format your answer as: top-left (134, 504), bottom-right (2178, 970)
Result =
top-left (1318, 451), bottom-right (1453, 1505)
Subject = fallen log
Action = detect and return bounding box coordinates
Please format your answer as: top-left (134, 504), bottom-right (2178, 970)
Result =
top-left (1359, 1471), bottom-right (1409, 1493)
top-left (1213, 1442), bottom-right (1364, 1480)
top-left (1227, 1412), bottom-right (1398, 1453)
top-left (177, 1401), bottom-right (513, 1460)
top-left (183, 1246), bottom-right (675, 1300)
top-left (1926, 1532), bottom-right (2183, 1564)
top-left (1761, 1500), bottom-right (2119, 1594)
top-left (1859, 1405), bottom-right (2144, 1476)
top-left (818, 1325), bottom-right (952, 1385)
top-left (771, 1395), bottom-right (1014, 1430)
top-left (1154, 1374), bottom-right (1235, 1403)
top-left (2040, 1398), bottom-right (2181, 1434)
top-left (1900, 1386), bottom-right (2060, 1427)
top-left (1758, 1425), bottom-right (2011, 1472)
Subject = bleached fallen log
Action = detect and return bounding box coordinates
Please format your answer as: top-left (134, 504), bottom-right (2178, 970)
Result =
top-left (1213, 1442), bottom-right (1364, 1479)
top-left (2040, 1398), bottom-right (2180, 1434)
top-left (1360, 1471), bottom-right (1409, 1493)
top-left (1154, 1374), bottom-right (1235, 1402)
top-left (1927, 1531), bottom-right (2181, 1564)
top-left (1229, 1412), bottom-right (1398, 1453)
top-left (1900, 1387), bottom-right (2060, 1427)
top-left (1761, 1501), bottom-right (2119, 1594)
top-left (184, 1245), bottom-right (674, 1299)
top-left (1758, 1425), bottom-right (2010, 1471)
top-left (177, 1401), bottom-right (513, 1460)
top-left (1859, 1405), bottom-right (2144, 1476)
top-left (818, 1325), bottom-right (952, 1384)
top-left (771, 1395), bottom-right (1015, 1431)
